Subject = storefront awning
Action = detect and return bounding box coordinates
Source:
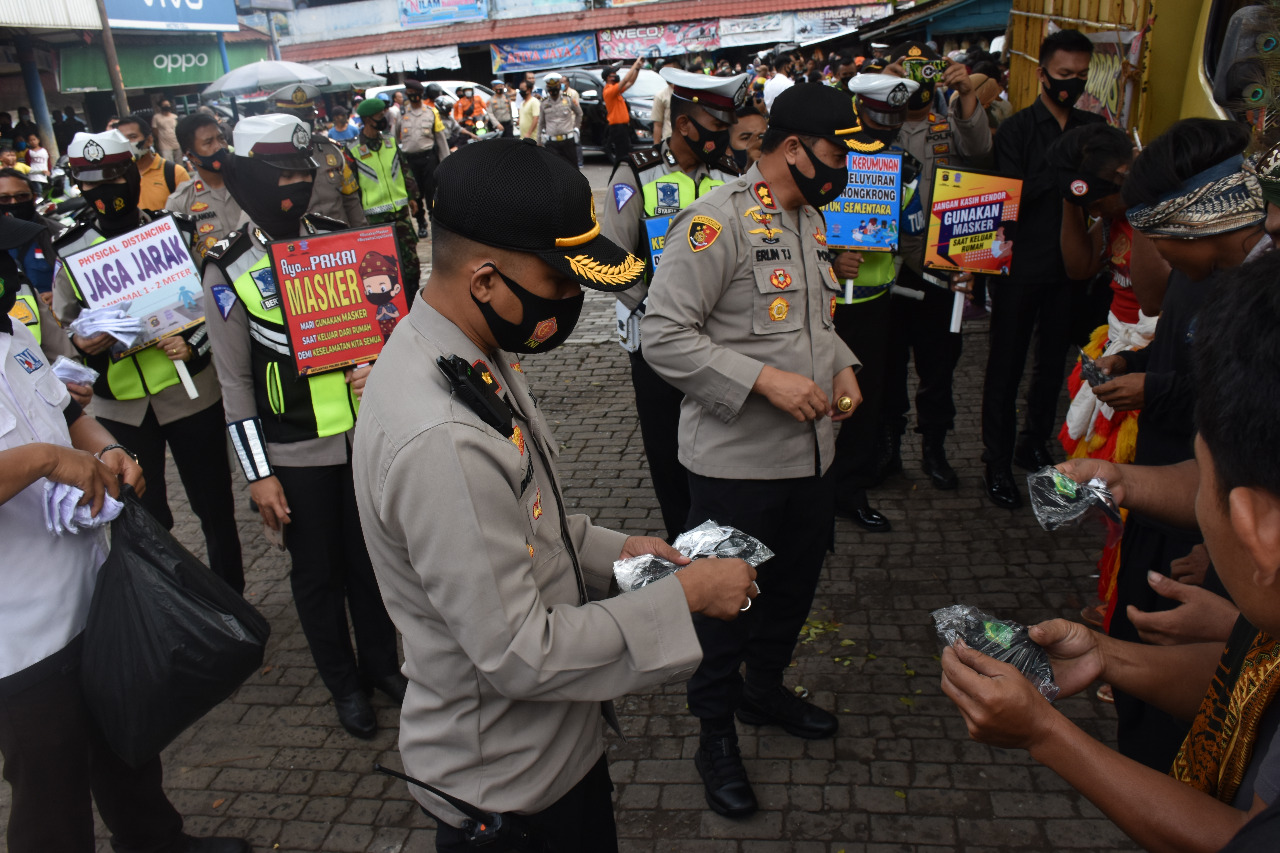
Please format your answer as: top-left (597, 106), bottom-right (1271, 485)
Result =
top-left (60, 40), bottom-right (270, 92)
top-left (328, 46), bottom-right (461, 73)
top-left (859, 0), bottom-right (1011, 42)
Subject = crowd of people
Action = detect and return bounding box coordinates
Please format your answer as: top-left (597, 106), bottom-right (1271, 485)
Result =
top-left (3, 23), bottom-right (1280, 853)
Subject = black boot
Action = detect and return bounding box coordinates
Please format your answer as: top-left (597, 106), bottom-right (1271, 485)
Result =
top-left (873, 427), bottom-right (903, 484)
top-left (1013, 440), bottom-right (1055, 471)
top-left (694, 723), bottom-right (757, 817)
top-left (334, 691), bottom-right (377, 739)
top-left (921, 435), bottom-right (958, 490)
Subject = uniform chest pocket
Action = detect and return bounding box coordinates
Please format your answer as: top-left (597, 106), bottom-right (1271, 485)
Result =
top-left (33, 369), bottom-right (69, 409)
top-left (751, 265), bottom-right (803, 335)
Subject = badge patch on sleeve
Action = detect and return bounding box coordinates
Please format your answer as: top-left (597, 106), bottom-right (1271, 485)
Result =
top-left (210, 284), bottom-right (238, 320)
top-left (511, 424), bottom-right (526, 456)
top-left (532, 487), bottom-right (543, 521)
top-left (688, 215), bottom-right (722, 252)
top-left (613, 183), bottom-right (636, 211)
top-left (13, 347), bottom-right (42, 373)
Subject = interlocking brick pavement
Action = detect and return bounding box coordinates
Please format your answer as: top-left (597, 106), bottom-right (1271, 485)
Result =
top-left (0, 174), bottom-right (1143, 852)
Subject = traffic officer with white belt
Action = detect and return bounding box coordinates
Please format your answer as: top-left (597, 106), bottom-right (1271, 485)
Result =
top-left (536, 72), bottom-right (583, 168)
top-left (397, 79), bottom-right (450, 239)
top-left (352, 137), bottom-right (757, 852)
top-left (344, 97), bottom-right (422, 295)
top-left (267, 84), bottom-right (368, 229)
top-left (53, 130), bottom-right (245, 594)
top-left (202, 114), bottom-right (403, 740)
top-left (166, 111), bottom-right (242, 259)
top-left (641, 84), bottom-right (864, 819)
top-left (487, 78), bottom-right (515, 137)
top-left (600, 67), bottom-right (746, 542)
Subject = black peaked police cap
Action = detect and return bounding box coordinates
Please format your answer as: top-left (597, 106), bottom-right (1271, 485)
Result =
top-left (768, 83), bottom-right (873, 151)
top-left (431, 138), bottom-right (644, 293)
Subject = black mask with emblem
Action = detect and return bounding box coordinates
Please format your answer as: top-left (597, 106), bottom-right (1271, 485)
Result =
top-left (224, 156), bottom-right (314, 239)
top-left (83, 169), bottom-right (142, 236)
top-left (472, 263), bottom-right (583, 354)
top-left (907, 81), bottom-right (935, 111)
top-left (1041, 71), bottom-right (1087, 109)
top-left (681, 114), bottom-right (731, 166)
top-left (788, 139), bottom-right (850, 209)
top-left (189, 147), bottom-right (230, 174)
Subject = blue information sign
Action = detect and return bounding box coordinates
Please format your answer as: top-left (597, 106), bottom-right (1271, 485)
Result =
top-left (103, 0), bottom-right (238, 32)
top-left (643, 215), bottom-right (674, 268)
top-left (823, 151), bottom-right (903, 252)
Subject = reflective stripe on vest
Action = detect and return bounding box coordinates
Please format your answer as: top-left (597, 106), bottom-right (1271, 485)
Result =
top-left (230, 251), bottom-right (357, 439)
top-left (347, 139), bottom-right (409, 217)
top-left (63, 230), bottom-right (181, 400)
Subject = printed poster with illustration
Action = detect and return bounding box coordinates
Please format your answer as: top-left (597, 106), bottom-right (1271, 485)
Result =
top-left (824, 151), bottom-right (902, 252)
top-left (924, 166), bottom-right (1023, 275)
top-left (265, 225), bottom-right (409, 376)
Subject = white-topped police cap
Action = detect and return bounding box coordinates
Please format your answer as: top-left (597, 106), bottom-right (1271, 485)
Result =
top-left (846, 74), bottom-right (919, 108)
top-left (269, 83), bottom-right (321, 113)
top-left (233, 114), bottom-right (321, 170)
top-left (67, 130), bottom-right (136, 182)
top-left (544, 72), bottom-right (564, 82)
top-left (659, 67), bottom-right (749, 124)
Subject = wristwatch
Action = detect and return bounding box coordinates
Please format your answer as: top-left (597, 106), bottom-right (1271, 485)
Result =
top-left (96, 444), bottom-right (139, 463)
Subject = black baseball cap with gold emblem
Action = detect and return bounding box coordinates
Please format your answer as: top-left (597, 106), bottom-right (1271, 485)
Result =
top-left (431, 138), bottom-right (644, 292)
top-left (768, 83), bottom-right (887, 152)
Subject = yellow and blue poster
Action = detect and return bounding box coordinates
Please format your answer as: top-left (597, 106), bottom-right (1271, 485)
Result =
top-left (924, 166), bottom-right (1023, 275)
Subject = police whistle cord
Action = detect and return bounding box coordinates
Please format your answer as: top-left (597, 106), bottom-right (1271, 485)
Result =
top-left (373, 764), bottom-right (546, 850)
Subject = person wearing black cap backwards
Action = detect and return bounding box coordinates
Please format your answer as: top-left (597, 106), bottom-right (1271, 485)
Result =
top-left (352, 137), bottom-right (757, 852)
top-left (267, 83), bottom-right (368, 229)
top-left (398, 79), bottom-right (451, 239)
top-left (600, 66), bottom-right (747, 542)
top-left (0, 216), bottom-right (249, 853)
top-left (642, 84), bottom-right (864, 818)
top-left (201, 115), bottom-right (403, 739)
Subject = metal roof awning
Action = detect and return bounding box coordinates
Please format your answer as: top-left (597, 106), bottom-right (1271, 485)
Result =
top-left (860, 0), bottom-right (1011, 41)
top-left (331, 46), bottom-right (462, 73)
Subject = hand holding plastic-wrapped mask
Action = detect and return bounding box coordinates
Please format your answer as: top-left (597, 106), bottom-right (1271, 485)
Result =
top-left (1027, 466), bottom-right (1121, 532)
top-left (932, 604), bottom-right (1060, 701)
top-left (613, 520), bottom-right (775, 592)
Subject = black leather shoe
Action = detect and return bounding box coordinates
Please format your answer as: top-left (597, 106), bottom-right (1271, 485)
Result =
top-left (921, 438), bottom-right (959, 490)
top-left (873, 429), bottom-right (903, 484)
top-left (364, 672), bottom-right (409, 703)
top-left (1013, 441), bottom-right (1055, 471)
top-left (175, 835), bottom-right (251, 853)
top-left (694, 735), bottom-right (758, 817)
top-left (983, 465), bottom-right (1023, 509)
top-left (417, 224), bottom-right (429, 239)
top-left (837, 494), bottom-right (892, 532)
top-left (737, 684), bottom-right (838, 739)
top-left (334, 691), bottom-right (377, 739)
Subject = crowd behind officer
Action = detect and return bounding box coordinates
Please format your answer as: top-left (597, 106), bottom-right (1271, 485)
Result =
top-left (395, 79), bottom-right (450, 239)
top-left (536, 72), bottom-right (583, 168)
top-left (201, 114), bottom-right (404, 739)
top-left (166, 112), bottom-right (242, 259)
top-left (115, 115), bottom-right (190, 211)
top-left (267, 83), bottom-right (367, 228)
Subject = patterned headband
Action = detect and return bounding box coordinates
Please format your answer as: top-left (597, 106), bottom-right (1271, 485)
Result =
top-left (1126, 156), bottom-right (1265, 238)
top-left (1256, 142), bottom-right (1280, 207)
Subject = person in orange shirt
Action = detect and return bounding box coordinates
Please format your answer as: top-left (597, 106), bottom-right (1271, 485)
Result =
top-left (115, 115), bottom-right (189, 211)
top-left (603, 57), bottom-right (643, 165)
top-left (452, 86), bottom-right (488, 138)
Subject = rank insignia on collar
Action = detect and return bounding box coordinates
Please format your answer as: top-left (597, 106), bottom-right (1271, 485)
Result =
top-left (472, 359), bottom-right (501, 394)
top-left (194, 180), bottom-right (205, 192)
top-left (511, 423), bottom-right (526, 456)
top-left (753, 181), bottom-right (776, 210)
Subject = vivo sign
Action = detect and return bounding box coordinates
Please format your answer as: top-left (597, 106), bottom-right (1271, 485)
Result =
top-left (104, 0), bottom-right (239, 32)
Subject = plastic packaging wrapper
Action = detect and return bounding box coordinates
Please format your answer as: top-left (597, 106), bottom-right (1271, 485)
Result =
top-left (68, 307), bottom-right (145, 348)
top-left (1078, 347), bottom-right (1108, 388)
top-left (1027, 466), bottom-right (1121, 532)
top-left (613, 520), bottom-right (775, 592)
top-left (42, 481), bottom-right (122, 535)
top-left (932, 604), bottom-right (1060, 701)
top-left (51, 355), bottom-right (99, 386)
top-left (81, 489), bottom-right (271, 767)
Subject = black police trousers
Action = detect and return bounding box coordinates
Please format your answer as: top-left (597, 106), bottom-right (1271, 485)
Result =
top-left (99, 400), bottom-right (243, 593)
top-left (981, 275), bottom-right (1075, 467)
top-left (274, 459), bottom-right (400, 699)
top-left (545, 139), bottom-right (577, 169)
top-left (405, 150), bottom-right (440, 228)
top-left (605, 123), bottom-right (631, 166)
top-left (433, 754), bottom-right (617, 852)
top-left (628, 347), bottom-right (690, 543)
top-left (884, 267), bottom-right (964, 440)
top-left (685, 470), bottom-right (835, 722)
top-left (0, 637), bottom-right (185, 853)
top-left (831, 293), bottom-right (891, 497)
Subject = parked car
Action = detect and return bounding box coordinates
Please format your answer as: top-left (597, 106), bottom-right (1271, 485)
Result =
top-left (534, 67), bottom-right (661, 154)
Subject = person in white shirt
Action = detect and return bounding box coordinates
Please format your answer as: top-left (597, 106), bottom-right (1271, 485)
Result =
top-left (0, 218), bottom-right (248, 853)
top-left (762, 55), bottom-right (795, 112)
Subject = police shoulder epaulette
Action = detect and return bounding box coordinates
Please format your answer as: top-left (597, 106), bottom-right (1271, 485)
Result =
top-left (53, 217), bottom-right (93, 248)
top-left (628, 147), bottom-right (663, 172)
top-left (302, 213), bottom-right (347, 234)
top-left (713, 153), bottom-right (744, 177)
top-left (204, 229), bottom-right (248, 263)
top-left (158, 209), bottom-right (197, 233)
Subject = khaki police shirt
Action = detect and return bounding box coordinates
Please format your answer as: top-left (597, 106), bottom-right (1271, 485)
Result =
top-left (397, 104), bottom-right (450, 156)
top-left (488, 92), bottom-right (514, 124)
top-left (896, 103), bottom-right (992, 275)
top-left (308, 138), bottom-right (367, 227)
top-left (537, 92), bottom-right (582, 141)
top-left (165, 175), bottom-right (243, 259)
top-left (641, 162), bottom-right (860, 480)
top-left (600, 143), bottom-right (718, 312)
top-left (353, 298), bottom-right (700, 825)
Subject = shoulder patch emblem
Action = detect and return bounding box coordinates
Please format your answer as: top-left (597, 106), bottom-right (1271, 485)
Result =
top-left (688, 215), bottom-right (722, 252)
top-left (12, 347), bottom-right (42, 373)
top-left (8, 300), bottom-right (36, 327)
top-left (767, 296), bottom-right (789, 322)
top-left (612, 183), bottom-right (636, 212)
top-left (210, 283), bottom-right (238, 320)
top-left (471, 359), bottom-right (501, 394)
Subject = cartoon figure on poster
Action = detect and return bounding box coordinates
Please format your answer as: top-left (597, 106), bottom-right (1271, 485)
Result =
top-left (825, 151), bottom-right (902, 252)
top-left (924, 166), bottom-right (1023, 275)
top-left (358, 250), bottom-right (403, 341)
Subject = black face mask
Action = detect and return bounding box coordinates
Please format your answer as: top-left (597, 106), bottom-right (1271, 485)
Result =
top-left (907, 82), bottom-right (935, 111)
top-left (682, 115), bottom-right (731, 166)
top-left (1042, 72), bottom-right (1086, 109)
top-left (365, 287), bottom-right (396, 306)
top-left (862, 125), bottom-right (901, 146)
top-left (730, 146), bottom-right (751, 169)
top-left (83, 176), bottom-right (140, 233)
top-left (3, 199), bottom-right (36, 221)
top-left (788, 140), bottom-right (849, 209)
top-left (471, 264), bottom-right (583, 354)
top-left (189, 147), bottom-right (230, 174)
top-left (224, 157), bottom-right (315, 239)
top-left (370, 115), bottom-right (389, 132)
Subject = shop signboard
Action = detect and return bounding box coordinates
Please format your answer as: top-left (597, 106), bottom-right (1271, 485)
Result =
top-left (491, 33), bottom-right (598, 73)
top-left (399, 0), bottom-right (486, 29)
top-left (60, 41), bottom-right (268, 91)
top-left (597, 21), bottom-right (719, 59)
top-left (103, 0), bottom-right (239, 32)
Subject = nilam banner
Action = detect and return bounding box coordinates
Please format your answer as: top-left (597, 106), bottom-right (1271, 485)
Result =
top-left (267, 226), bottom-right (410, 376)
top-left (824, 152), bottom-right (902, 252)
top-left (1076, 29), bottom-right (1144, 128)
top-left (492, 33), bottom-right (598, 74)
top-left (924, 166), bottom-right (1023, 275)
top-left (63, 215), bottom-right (204, 356)
top-left (597, 21), bottom-right (719, 59)
top-left (399, 0), bottom-right (486, 30)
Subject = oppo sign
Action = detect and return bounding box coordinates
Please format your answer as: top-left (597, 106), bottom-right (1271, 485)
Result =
top-left (154, 52), bottom-right (209, 73)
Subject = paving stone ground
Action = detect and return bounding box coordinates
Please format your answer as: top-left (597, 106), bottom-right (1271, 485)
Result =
top-left (1, 169), bottom-right (1141, 852)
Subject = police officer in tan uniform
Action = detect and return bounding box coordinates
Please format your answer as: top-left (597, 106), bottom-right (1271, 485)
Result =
top-left (397, 79), bottom-right (450, 239)
top-left (267, 84), bottom-right (367, 227)
top-left (641, 84), bottom-right (865, 819)
top-left (352, 138), bottom-right (757, 852)
top-left (166, 112), bottom-right (242, 259)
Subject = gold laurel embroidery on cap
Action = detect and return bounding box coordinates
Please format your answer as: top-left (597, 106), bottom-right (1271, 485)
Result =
top-left (846, 136), bottom-right (885, 153)
top-left (565, 253), bottom-right (644, 286)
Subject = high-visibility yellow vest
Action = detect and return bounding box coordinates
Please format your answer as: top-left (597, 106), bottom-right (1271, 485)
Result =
top-left (345, 137), bottom-right (409, 217)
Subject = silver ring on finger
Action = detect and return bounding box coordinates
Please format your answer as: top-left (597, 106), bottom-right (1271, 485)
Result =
top-left (739, 597), bottom-right (752, 612)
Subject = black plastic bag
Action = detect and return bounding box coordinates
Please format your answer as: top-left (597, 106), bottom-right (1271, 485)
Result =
top-left (81, 489), bottom-right (270, 767)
